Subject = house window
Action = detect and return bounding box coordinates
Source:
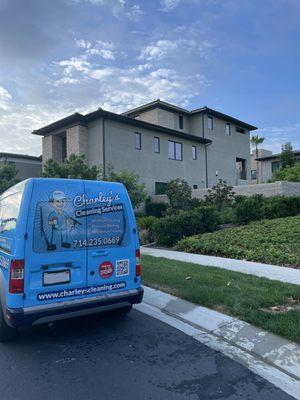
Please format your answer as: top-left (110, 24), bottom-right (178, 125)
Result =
top-left (155, 182), bottom-right (168, 195)
top-left (226, 123), bottom-right (231, 136)
top-left (236, 126), bottom-right (245, 134)
top-left (193, 184), bottom-right (198, 189)
top-left (271, 161), bottom-right (280, 173)
top-left (251, 170), bottom-right (257, 180)
top-left (135, 132), bottom-right (141, 150)
top-left (154, 137), bottom-right (160, 153)
top-left (192, 146), bottom-right (197, 160)
top-left (168, 140), bottom-right (182, 161)
top-left (179, 115), bottom-right (184, 130)
top-left (208, 116), bottom-right (213, 130)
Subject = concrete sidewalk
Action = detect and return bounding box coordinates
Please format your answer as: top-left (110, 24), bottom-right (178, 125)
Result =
top-left (141, 246), bottom-right (300, 285)
top-left (136, 286), bottom-right (300, 399)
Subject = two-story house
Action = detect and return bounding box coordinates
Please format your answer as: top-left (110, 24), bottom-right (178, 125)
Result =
top-left (32, 99), bottom-right (257, 194)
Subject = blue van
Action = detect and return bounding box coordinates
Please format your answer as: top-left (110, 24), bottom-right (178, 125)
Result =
top-left (0, 178), bottom-right (143, 341)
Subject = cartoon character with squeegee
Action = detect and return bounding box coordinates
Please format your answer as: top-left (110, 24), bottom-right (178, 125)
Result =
top-left (40, 190), bottom-right (81, 251)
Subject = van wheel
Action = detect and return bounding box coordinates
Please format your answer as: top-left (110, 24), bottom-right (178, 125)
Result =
top-left (0, 306), bottom-right (17, 342)
top-left (112, 305), bottom-right (132, 317)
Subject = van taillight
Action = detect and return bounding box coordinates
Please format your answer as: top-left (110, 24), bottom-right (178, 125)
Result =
top-left (9, 260), bottom-right (24, 294)
top-left (135, 249), bottom-right (141, 277)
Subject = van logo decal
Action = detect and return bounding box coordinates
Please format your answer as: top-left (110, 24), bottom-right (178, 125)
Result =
top-left (99, 261), bottom-right (114, 279)
top-left (73, 192), bottom-right (121, 208)
top-left (116, 259), bottom-right (129, 277)
top-left (0, 254), bottom-right (9, 270)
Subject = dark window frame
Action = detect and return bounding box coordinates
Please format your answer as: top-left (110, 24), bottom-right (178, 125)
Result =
top-left (168, 140), bottom-right (183, 161)
top-left (192, 145), bottom-right (197, 160)
top-left (226, 123), bottom-right (231, 136)
top-left (155, 182), bottom-right (168, 195)
top-left (154, 136), bottom-right (160, 153)
top-left (208, 116), bottom-right (213, 130)
top-left (135, 132), bottom-right (141, 150)
top-left (251, 170), bottom-right (257, 180)
top-left (236, 126), bottom-right (245, 134)
top-left (271, 161), bottom-right (280, 174)
top-left (179, 115), bottom-right (184, 130)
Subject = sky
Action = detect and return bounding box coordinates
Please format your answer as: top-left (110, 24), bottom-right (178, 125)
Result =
top-left (0, 0), bottom-right (299, 156)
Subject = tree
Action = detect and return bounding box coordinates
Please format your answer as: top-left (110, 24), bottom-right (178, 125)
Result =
top-left (204, 179), bottom-right (235, 211)
top-left (105, 164), bottom-right (147, 209)
top-left (280, 142), bottom-right (295, 168)
top-left (251, 134), bottom-right (265, 183)
top-left (42, 154), bottom-right (101, 180)
top-left (166, 178), bottom-right (194, 212)
top-left (0, 164), bottom-right (19, 194)
top-left (269, 163), bottom-right (300, 182)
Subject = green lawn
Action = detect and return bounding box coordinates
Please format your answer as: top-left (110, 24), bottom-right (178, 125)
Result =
top-left (142, 255), bottom-right (300, 343)
top-left (175, 215), bottom-right (300, 268)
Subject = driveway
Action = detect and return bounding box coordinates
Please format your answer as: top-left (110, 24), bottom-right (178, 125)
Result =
top-left (0, 309), bottom-right (293, 400)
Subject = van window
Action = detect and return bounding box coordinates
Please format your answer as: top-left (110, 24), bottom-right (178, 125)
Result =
top-left (33, 199), bottom-right (129, 253)
top-left (0, 183), bottom-right (25, 253)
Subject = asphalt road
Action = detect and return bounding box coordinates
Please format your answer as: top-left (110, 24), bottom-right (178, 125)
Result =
top-left (0, 309), bottom-right (294, 400)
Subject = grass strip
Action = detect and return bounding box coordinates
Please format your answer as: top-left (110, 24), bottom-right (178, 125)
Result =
top-left (142, 255), bottom-right (300, 343)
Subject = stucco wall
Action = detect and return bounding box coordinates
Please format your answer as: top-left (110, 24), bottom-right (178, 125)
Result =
top-left (102, 119), bottom-right (207, 194)
top-left (193, 114), bottom-right (251, 187)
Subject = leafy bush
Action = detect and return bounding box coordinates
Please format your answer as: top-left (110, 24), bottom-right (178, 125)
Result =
top-left (153, 206), bottom-right (220, 247)
top-left (263, 196), bottom-right (300, 219)
top-left (106, 164), bottom-right (147, 209)
top-left (145, 197), bottom-right (167, 218)
top-left (43, 154), bottom-right (100, 180)
top-left (0, 163), bottom-right (19, 194)
top-left (234, 194), bottom-right (265, 224)
top-left (204, 179), bottom-right (235, 211)
top-left (166, 178), bottom-right (193, 212)
top-left (175, 215), bottom-right (300, 268)
top-left (269, 163), bottom-right (300, 182)
top-left (137, 216), bottom-right (158, 245)
top-left (218, 207), bottom-right (237, 225)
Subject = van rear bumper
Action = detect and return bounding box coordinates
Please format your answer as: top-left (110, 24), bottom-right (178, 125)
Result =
top-left (6, 287), bottom-right (144, 327)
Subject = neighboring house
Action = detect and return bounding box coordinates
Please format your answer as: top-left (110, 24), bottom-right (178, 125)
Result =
top-left (251, 149), bottom-right (300, 183)
top-left (0, 152), bottom-right (42, 181)
top-left (32, 99), bottom-right (257, 195)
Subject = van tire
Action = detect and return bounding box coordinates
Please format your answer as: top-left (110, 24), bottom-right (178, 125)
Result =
top-left (0, 306), bottom-right (17, 342)
top-left (112, 305), bottom-right (132, 317)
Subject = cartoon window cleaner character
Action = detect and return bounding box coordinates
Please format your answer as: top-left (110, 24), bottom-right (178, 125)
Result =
top-left (46, 190), bottom-right (78, 251)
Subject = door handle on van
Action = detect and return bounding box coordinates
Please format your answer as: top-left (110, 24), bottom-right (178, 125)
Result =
top-left (92, 250), bottom-right (108, 257)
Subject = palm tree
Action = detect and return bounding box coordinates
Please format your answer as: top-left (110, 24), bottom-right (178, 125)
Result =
top-left (251, 135), bottom-right (265, 184)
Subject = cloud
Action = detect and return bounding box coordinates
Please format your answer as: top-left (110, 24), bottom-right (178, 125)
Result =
top-left (125, 5), bottom-right (144, 21)
top-left (160, 0), bottom-right (181, 11)
top-left (257, 124), bottom-right (300, 153)
top-left (139, 38), bottom-right (216, 61)
top-left (86, 40), bottom-right (116, 60)
top-left (0, 86), bottom-right (12, 110)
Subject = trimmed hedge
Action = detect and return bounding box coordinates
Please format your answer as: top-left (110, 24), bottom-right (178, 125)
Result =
top-left (152, 206), bottom-right (220, 247)
top-left (145, 197), bottom-right (167, 218)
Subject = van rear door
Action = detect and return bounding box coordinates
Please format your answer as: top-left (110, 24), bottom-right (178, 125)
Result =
top-left (24, 179), bottom-right (87, 307)
top-left (83, 181), bottom-right (137, 296)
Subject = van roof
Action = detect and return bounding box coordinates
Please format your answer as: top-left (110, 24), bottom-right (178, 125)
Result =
top-left (21, 177), bottom-right (126, 187)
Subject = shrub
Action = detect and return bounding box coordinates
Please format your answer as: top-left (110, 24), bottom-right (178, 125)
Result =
top-left (204, 179), bottom-right (235, 211)
top-left (269, 163), bottom-right (300, 182)
top-left (145, 197), bottom-right (167, 218)
top-left (234, 194), bottom-right (265, 224)
top-left (166, 178), bottom-right (193, 212)
top-left (263, 196), bottom-right (300, 219)
top-left (152, 206), bottom-right (220, 247)
top-left (218, 207), bottom-right (237, 225)
top-left (175, 216), bottom-right (300, 268)
top-left (137, 216), bottom-right (158, 245)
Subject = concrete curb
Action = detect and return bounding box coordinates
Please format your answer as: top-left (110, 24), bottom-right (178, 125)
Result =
top-left (141, 247), bottom-right (300, 285)
top-left (135, 286), bottom-right (300, 399)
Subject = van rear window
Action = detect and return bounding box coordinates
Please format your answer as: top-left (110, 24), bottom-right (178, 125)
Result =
top-left (33, 200), bottom-right (129, 253)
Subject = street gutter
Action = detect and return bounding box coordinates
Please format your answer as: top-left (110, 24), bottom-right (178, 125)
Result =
top-left (135, 286), bottom-right (300, 400)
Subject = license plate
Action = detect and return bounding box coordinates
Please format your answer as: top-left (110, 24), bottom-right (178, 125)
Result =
top-left (43, 270), bottom-right (70, 286)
